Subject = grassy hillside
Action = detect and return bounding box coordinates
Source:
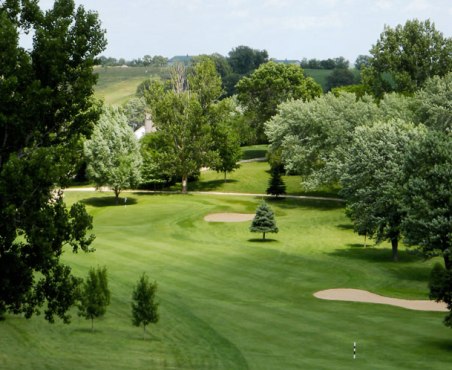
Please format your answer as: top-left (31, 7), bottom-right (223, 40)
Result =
top-left (303, 69), bottom-right (333, 91)
top-left (1, 190), bottom-right (451, 369)
top-left (94, 66), bottom-right (169, 106)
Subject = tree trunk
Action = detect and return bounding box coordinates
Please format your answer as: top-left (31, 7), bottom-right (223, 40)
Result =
top-left (181, 175), bottom-right (188, 193)
top-left (391, 238), bottom-right (398, 262)
top-left (263, 232), bottom-right (266, 240)
top-left (224, 171), bottom-right (227, 183)
top-left (444, 254), bottom-right (452, 270)
top-left (143, 324), bottom-right (146, 340)
top-left (114, 187), bottom-right (120, 205)
top-left (91, 317), bottom-right (94, 332)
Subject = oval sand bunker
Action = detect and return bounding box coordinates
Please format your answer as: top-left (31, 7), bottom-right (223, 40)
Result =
top-left (204, 213), bottom-right (255, 222)
top-left (314, 288), bottom-right (447, 312)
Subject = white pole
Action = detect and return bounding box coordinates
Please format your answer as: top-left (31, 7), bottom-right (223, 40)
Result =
top-left (353, 341), bottom-right (356, 359)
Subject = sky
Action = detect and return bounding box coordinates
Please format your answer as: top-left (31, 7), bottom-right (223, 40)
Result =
top-left (34, 0), bottom-right (452, 63)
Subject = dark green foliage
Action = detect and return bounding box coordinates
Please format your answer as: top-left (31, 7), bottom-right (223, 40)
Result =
top-left (131, 273), bottom-right (159, 340)
top-left (429, 263), bottom-right (452, 327)
top-left (267, 167), bottom-right (286, 197)
top-left (413, 72), bottom-right (452, 133)
top-left (78, 266), bottom-right (111, 331)
top-left (362, 19), bottom-right (452, 97)
top-left (326, 68), bottom-right (356, 91)
top-left (237, 61), bottom-right (322, 143)
top-left (228, 45), bottom-right (268, 76)
top-left (402, 131), bottom-right (452, 268)
top-left (340, 120), bottom-right (425, 261)
top-left (0, 0), bottom-right (105, 321)
top-left (250, 201), bottom-right (278, 240)
top-left (144, 61), bottom-right (221, 193)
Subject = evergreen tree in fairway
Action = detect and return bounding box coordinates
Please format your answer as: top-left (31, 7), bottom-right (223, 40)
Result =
top-left (267, 167), bottom-right (286, 197)
top-left (78, 266), bottom-right (111, 332)
top-left (132, 274), bottom-right (159, 340)
top-left (250, 201), bottom-right (278, 240)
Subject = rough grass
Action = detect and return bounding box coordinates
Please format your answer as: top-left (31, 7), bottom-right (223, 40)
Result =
top-left (1, 192), bottom-right (451, 369)
top-left (94, 66), bottom-right (169, 105)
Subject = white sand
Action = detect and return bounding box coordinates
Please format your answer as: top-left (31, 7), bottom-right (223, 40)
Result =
top-left (204, 213), bottom-right (255, 222)
top-left (314, 288), bottom-right (448, 312)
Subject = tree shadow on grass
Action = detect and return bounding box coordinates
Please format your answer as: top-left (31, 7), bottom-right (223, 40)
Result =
top-left (80, 196), bottom-right (138, 208)
top-left (188, 179), bottom-right (238, 192)
top-left (336, 223), bottom-right (354, 231)
top-left (389, 265), bottom-right (432, 282)
top-left (420, 338), bottom-right (452, 352)
top-left (328, 244), bottom-right (422, 264)
top-left (266, 198), bottom-right (344, 211)
top-left (248, 238), bottom-right (279, 243)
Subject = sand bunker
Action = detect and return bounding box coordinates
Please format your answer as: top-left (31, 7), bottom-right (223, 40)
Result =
top-left (314, 289), bottom-right (448, 312)
top-left (204, 213), bottom-right (255, 222)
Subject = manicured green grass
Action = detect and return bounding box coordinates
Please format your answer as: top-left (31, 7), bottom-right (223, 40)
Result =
top-left (1, 191), bottom-right (451, 369)
top-left (187, 161), bottom-right (339, 198)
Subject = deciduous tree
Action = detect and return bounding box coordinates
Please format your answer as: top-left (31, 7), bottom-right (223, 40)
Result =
top-left (402, 131), bottom-right (452, 268)
top-left (0, 0), bottom-right (105, 321)
top-left (145, 62), bottom-right (220, 193)
top-left (237, 61), bottom-right (322, 143)
top-left (340, 120), bottom-right (426, 261)
top-left (84, 107), bottom-right (142, 203)
top-left (131, 273), bottom-right (159, 340)
top-left (78, 266), bottom-right (111, 331)
top-left (362, 19), bottom-right (452, 98)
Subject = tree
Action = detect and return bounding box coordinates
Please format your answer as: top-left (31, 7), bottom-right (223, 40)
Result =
top-left (123, 97), bottom-right (147, 131)
top-left (267, 167), bottom-right (286, 198)
top-left (250, 201), bottom-right (278, 240)
top-left (84, 107), bottom-right (142, 203)
top-left (209, 98), bottom-right (242, 181)
top-left (413, 73), bottom-right (452, 133)
top-left (402, 131), bottom-right (452, 268)
top-left (265, 92), bottom-right (380, 188)
top-left (237, 61), bottom-right (322, 143)
top-left (228, 45), bottom-right (268, 76)
top-left (78, 266), bottom-right (111, 331)
top-left (362, 19), bottom-right (452, 98)
top-left (340, 120), bottom-right (426, 261)
top-left (429, 263), bottom-right (452, 328)
top-left (354, 55), bottom-right (371, 70)
top-left (0, 0), bottom-right (105, 322)
top-left (131, 273), bottom-right (159, 340)
top-left (326, 68), bottom-right (356, 91)
top-left (145, 62), bottom-right (219, 193)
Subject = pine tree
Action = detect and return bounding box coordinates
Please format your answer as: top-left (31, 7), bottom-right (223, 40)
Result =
top-left (267, 167), bottom-right (286, 197)
top-left (131, 274), bottom-right (159, 340)
top-left (78, 266), bottom-right (111, 331)
top-left (250, 201), bottom-right (278, 240)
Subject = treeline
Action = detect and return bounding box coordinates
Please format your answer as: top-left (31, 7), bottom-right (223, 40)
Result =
top-left (300, 56), bottom-right (349, 70)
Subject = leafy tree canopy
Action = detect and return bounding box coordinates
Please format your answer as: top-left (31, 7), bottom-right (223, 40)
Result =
top-left (84, 106), bottom-right (142, 203)
top-left (340, 120), bottom-right (426, 261)
top-left (78, 266), bottom-right (111, 331)
top-left (131, 273), bottom-right (159, 340)
top-left (0, 0), bottom-right (105, 321)
top-left (237, 61), bottom-right (322, 143)
top-left (362, 19), bottom-right (452, 98)
top-left (402, 131), bottom-right (452, 268)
